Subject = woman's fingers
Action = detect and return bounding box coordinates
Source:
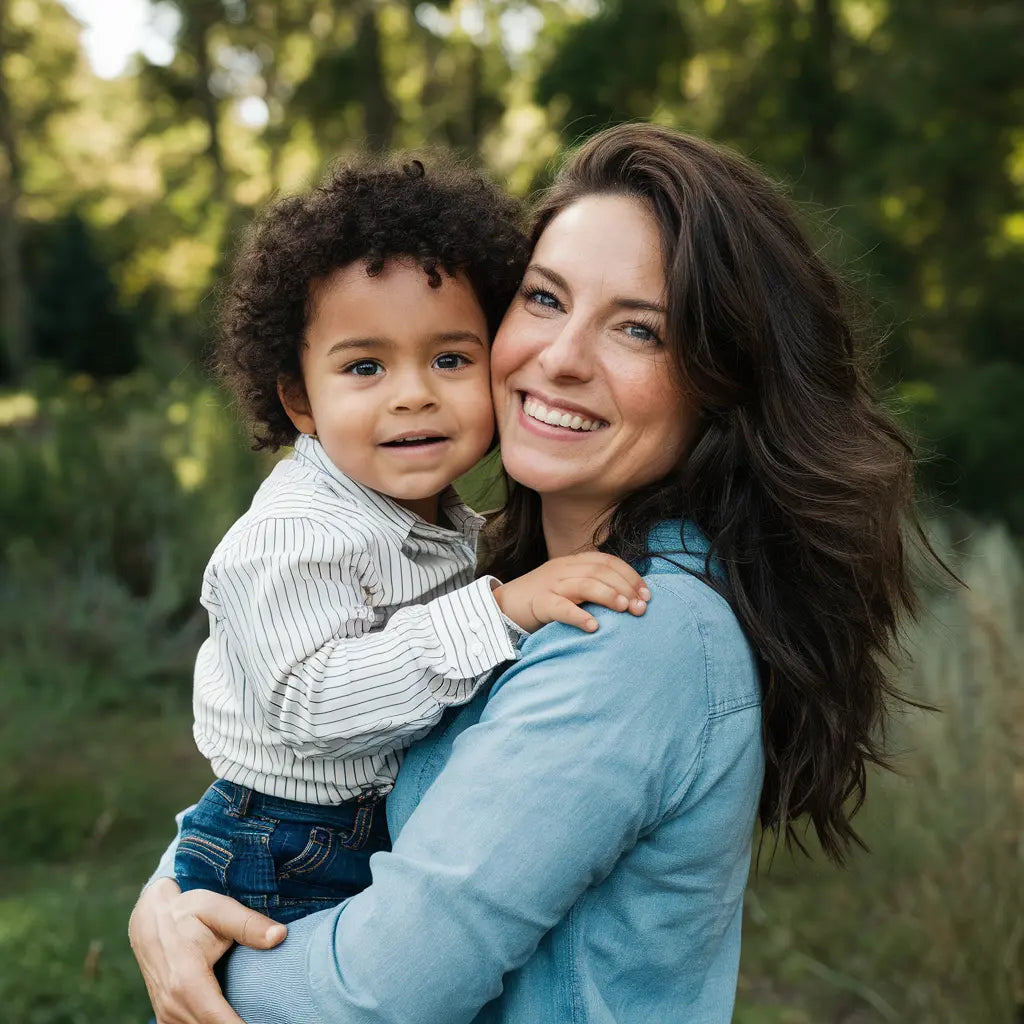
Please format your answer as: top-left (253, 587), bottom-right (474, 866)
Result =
top-left (178, 889), bottom-right (287, 949)
top-left (129, 881), bottom-right (276, 1024)
top-left (154, 961), bottom-right (242, 1024)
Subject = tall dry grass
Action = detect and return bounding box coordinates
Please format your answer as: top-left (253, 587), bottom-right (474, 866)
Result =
top-left (738, 523), bottom-right (1024, 1022)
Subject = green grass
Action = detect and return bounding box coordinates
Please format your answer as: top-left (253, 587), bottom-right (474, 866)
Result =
top-left (0, 706), bottom-right (211, 1023)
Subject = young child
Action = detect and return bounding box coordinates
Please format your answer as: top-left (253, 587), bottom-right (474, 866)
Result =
top-left (175, 154), bottom-right (650, 925)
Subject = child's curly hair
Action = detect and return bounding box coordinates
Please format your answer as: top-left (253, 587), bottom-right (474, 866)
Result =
top-left (217, 153), bottom-right (530, 450)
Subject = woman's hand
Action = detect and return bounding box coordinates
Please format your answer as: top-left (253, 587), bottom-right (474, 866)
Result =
top-left (493, 552), bottom-right (651, 633)
top-left (129, 878), bottom-right (287, 1024)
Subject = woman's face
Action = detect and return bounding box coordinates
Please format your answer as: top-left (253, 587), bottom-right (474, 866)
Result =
top-left (491, 193), bottom-right (699, 513)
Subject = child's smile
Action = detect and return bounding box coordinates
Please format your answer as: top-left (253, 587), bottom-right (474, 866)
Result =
top-left (280, 259), bottom-right (495, 524)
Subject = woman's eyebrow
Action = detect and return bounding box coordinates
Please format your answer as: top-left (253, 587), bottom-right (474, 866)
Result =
top-left (526, 264), bottom-right (570, 292)
top-left (613, 297), bottom-right (667, 315)
top-left (528, 263), bottom-right (665, 315)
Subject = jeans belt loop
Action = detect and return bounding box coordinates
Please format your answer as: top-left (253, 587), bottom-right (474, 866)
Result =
top-left (230, 782), bottom-right (252, 819)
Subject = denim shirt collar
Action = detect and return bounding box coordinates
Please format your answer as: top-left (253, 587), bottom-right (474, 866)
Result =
top-left (642, 519), bottom-right (727, 586)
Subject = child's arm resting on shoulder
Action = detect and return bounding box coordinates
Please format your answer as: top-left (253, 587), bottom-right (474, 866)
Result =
top-left (215, 516), bottom-right (512, 758)
top-left (493, 551), bottom-right (651, 633)
top-left (217, 520), bottom-right (649, 759)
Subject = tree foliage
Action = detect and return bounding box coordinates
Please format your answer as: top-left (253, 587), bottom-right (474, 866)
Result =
top-left (0, 0), bottom-right (1021, 524)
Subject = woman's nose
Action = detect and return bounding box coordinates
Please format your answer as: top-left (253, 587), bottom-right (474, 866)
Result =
top-left (536, 316), bottom-right (594, 382)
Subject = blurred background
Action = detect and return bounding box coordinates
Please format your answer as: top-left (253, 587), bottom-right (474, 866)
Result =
top-left (0, 0), bottom-right (1021, 1020)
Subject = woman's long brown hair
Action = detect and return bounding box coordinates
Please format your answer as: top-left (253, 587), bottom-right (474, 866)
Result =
top-left (484, 123), bottom-right (931, 864)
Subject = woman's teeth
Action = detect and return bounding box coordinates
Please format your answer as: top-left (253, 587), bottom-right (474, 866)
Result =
top-left (523, 396), bottom-right (603, 432)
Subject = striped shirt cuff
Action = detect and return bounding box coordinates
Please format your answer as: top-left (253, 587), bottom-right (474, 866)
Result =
top-left (500, 612), bottom-right (530, 647)
top-left (426, 575), bottom-right (519, 688)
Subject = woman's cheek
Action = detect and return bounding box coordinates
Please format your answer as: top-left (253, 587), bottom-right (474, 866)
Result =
top-left (491, 306), bottom-right (539, 377)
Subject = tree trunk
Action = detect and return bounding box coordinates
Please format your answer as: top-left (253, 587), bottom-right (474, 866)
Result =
top-left (186, 3), bottom-right (227, 203)
top-left (0, 0), bottom-right (30, 381)
top-left (466, 43), bottom-right (484, 152)
top-left (356, 4), bottom-right (395, 152)
top-left (807, 0), bottom-right (838, 197)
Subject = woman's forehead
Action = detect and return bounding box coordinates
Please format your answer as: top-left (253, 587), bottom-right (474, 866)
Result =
top-left (533, 194), bottom-right (665, 296)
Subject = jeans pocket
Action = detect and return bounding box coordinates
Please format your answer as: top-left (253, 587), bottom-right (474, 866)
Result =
top-left (277, 825), bottom-right (335, 879)
top-left (176, 833), bottom-right (233, 890)
top-left (207, 779), bottom-right (238, 808)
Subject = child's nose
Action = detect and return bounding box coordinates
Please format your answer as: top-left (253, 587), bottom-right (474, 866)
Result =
top-left (389, 371), bottom-right (438, 413)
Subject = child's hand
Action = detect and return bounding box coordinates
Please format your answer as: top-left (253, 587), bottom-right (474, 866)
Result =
top-left (493, 553), bottom-right (651, 634)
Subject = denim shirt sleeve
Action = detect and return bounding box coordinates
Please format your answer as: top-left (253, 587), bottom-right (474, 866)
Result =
top-left (224, 577), bottom-right (718, 1024)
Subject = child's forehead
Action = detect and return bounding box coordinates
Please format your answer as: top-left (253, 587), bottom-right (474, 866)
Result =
top-left (310, 257), bottom-right (470, 299)
top-left (304, 259), bottom-right (489, 352)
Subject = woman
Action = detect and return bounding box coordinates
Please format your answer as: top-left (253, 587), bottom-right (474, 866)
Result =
top-left (131, 123), bottom-right (920, 1023)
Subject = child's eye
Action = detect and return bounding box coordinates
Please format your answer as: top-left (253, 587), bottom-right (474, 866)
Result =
top-left (344, 359), bottom-right (384, 377)
top-left (433, 352), bottom-right (471, 371)
top-left (521, 286), bottom-right (562, 311)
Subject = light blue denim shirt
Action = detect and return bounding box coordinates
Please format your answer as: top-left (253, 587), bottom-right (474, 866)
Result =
top-left (199, 521), bottom-right (763, 1022)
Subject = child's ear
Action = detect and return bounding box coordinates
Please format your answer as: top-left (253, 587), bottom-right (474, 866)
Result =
top-left (277, 376), bottom-right (316, 436)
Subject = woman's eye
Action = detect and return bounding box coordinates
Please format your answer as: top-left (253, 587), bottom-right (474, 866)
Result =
top-left (345, 359), bottom-right (383, 377)
top-left (433, 352), bottom-right (470, 370)
top-left (522, 286), bottom-right (562, 311)
top-left (624, 322), bottom-right (661, 344)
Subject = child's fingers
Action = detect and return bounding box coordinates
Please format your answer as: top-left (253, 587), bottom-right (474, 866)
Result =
top-left (580, 566), bottom-right (650, 610)
top-left (593, 553), bottom-right (650, 599)
top-left (557, 578), bottom-right (631, 613)
top-left (537, 594), bottom-right (599, 633)
top-left (564, 555), bottom-right (651, 602)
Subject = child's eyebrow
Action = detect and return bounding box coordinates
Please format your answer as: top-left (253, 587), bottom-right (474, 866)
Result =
top-left (324, 332), bottom-right (485, 359)
top-left (431, 331), bottom-right (485, 347)
top-left (325, 337), bottom-right (389, 358)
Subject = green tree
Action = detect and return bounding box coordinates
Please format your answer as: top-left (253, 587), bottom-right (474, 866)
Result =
top-left (0, 0), bottom-right (29, 380)
top-left (536, 0), bottom-right (692, 137)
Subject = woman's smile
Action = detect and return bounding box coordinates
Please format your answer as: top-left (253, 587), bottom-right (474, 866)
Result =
top-left (518, 391), bottom-right (608, 435)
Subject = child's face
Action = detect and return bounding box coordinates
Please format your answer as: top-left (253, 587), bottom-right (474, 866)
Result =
top-left (281, 259), bottom-right (494, 523)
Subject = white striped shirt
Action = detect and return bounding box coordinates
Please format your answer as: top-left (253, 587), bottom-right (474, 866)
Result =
top-left (192, 434), bottom-right (518, 804)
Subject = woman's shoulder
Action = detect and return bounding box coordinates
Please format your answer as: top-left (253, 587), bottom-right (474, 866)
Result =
top-left (643, 568), bottom-right (760, 717)
top-left (506, 551), bottom-right (759, 729)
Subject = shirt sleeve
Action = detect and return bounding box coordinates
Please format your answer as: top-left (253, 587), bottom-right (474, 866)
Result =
top-left (214, 516), bottom-right (517, 758)
top-left (222, 581), bottom-right (724, 1023)
top-left (143, 809), bottom-right (191, 889)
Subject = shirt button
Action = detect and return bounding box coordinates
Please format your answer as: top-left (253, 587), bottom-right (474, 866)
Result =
top-left (469, 641), bottom-right (484, 657)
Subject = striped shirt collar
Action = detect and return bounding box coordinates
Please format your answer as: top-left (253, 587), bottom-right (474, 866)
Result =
top-left (292, 434), bottom-right (485, 546)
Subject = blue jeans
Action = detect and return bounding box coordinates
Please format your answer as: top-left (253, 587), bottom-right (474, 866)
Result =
top-left (174, 779), bottom-right (391, 925)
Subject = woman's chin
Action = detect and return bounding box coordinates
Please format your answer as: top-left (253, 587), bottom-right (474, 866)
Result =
top-left (500, 450), bottom-right (587, 498)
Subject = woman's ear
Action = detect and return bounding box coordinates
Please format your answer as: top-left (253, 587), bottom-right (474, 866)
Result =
top-left (277, 376), bottom-right (316, 436)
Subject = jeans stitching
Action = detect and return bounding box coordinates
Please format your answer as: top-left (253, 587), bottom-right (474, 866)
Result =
top-left (178, 836), bottom-right (232, 884)
top-left (339, 803), bottom-right (372, 850)
top-left (279, 827), bottom-right (334, 878)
